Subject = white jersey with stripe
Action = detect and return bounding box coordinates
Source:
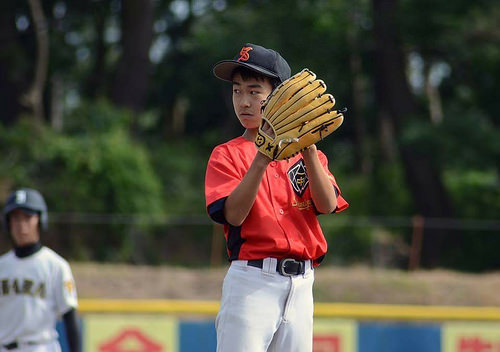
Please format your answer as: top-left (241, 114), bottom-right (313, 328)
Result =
top-left (0, 247), bottom-right (78, 345)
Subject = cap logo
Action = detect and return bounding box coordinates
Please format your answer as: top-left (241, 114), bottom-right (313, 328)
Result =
top-left (15, 190), bottom-right (27, 204)
top-left (237, 46), bottom-right (253, 62)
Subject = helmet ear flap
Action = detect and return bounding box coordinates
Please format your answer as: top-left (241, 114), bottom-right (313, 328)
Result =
top-left (2, 214), bottom-right (9, 234)
top-left (39, 211), bottom-right (48, 232)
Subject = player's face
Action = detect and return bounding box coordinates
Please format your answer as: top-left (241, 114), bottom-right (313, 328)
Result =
top-left (9, 209), bottom-right (40, 246)
top-left (232, 73), bottom-right (273, 130)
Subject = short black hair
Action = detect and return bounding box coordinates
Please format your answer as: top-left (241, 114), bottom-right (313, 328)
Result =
top-left (231, 66), bottom-right (281, 90)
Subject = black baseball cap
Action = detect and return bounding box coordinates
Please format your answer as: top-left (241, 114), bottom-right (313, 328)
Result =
top-left (213, 43), bottom-right (291, 83)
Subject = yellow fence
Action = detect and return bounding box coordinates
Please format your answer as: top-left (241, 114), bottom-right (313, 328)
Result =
top-left (79, 299), bottom-right (500, 322)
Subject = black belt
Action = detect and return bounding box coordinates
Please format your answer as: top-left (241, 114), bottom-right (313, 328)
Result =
top-left (247, 258), bottom-right (307, 276)
top-left (3, 341), bottom-right (43, 350)
top-left (3, 342), bottom-right (19, 350)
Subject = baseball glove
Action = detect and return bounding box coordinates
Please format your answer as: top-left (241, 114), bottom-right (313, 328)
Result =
top-left (255, 69), bottom-right (345, 160)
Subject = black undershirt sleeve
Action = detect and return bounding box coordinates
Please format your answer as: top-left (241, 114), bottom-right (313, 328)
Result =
top-left (207, 197), bottom-right (228, 224)
top-left (62, 308), bottom-right (81, 352)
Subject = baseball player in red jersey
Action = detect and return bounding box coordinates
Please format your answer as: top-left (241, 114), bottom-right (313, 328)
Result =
top-left (1, 188), bottom-right (81, 352)
top-left (205, 43), bottom-right (349, 352)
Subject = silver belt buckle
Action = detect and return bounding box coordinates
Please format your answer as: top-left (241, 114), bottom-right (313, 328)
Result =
top-left (278, 258), bottom-right (300, 276)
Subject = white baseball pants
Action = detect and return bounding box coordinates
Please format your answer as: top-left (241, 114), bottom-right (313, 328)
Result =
top-left (215, 258), bottom-right (315, 352)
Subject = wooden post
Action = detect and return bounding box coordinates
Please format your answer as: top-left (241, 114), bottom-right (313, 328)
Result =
top-left (409, 215), bottom-right (424, 271)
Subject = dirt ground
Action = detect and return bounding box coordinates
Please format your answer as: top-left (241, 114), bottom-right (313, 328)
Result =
top-left (72, 262), bottom-right (500, 306)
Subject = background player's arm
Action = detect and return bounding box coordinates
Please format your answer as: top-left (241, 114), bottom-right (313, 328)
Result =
top-left (224, 152), bottom-right (271, 226)
top-left (301, 145), bottom-right (338, 213)
top-left (63, 308), bottom-right (81, 352)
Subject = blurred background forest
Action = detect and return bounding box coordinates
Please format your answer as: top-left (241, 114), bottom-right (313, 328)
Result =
top-left (0, 0), bottom-right (499, 272)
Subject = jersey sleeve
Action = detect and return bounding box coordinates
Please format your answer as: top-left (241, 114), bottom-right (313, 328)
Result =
top-left (317, 150), bottom-right (349, 213)
top-left (54, 259), bottom-right (78, 316)
top-left (205, 145), bottom-right (243, 209)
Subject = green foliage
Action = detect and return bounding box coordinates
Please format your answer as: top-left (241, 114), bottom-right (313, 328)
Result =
top-left (445, 170), bottom-right (500, 220)
top-left (439, 110), bottom-right (500, 170)
top-left (148, 139), bottom-right (208, 215)
top-left (0, 106), bottom-right (163, 215)
top-left (1, 0), bottom-right (499, 270)
top-left (63, 99), bottom-right (133, 135)
top-left (322, 223), bottom-right (373, 266)
top-left (370, 163), bottom-right (414, 216)
top-left (400, 118), bottom-right (443, 160)
top-left (0, 105), bottom-right (165, 263)
top-left (441, 168), bottom-right (500, 271)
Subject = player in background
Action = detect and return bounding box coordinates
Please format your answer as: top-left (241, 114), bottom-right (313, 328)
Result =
top-left (205, 43), bottom-right (349, 352)
top-left (0, 188), bottom-right (81, 352)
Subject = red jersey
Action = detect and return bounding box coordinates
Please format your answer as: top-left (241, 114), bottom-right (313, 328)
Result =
top-left (205, 136), bottom-right (348, 263)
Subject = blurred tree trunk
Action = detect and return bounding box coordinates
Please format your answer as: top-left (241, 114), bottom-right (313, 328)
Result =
top-left (111, 0), bottom-right (153, 112)
top-left (372, 0), bottom-right (455, 267)
top-left (160, 50), bottom-right (189, 138)
top-left (0, 7), bottom-right (25, 125)
top-left (160, 0), bottom-right (195, 138)
top-left (84, 3), bottom-right (107, 99)
top-left (424, 62), bottom-right (444, 124)
top-left (22, 0), bottom-right (49, 124)
top-left (50, 75), bottom-right (64, 131)
top-left (347, 2), bottom-right (372, 174)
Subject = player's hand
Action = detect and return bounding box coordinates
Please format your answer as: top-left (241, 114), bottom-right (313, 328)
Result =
top-left (257, 118), bottom-right (275, 164)
top-left (301, 144), bottom-right (317, 159)
top-left (255, 149), bottom-right (273, 164)
top-left (260, 119), bottom-right (275, 138)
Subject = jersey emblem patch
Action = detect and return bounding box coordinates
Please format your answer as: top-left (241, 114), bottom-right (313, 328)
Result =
top-left (64, 280), bottom-right (75, 294)
top-left (288, 159), bottom-right (309, 197)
